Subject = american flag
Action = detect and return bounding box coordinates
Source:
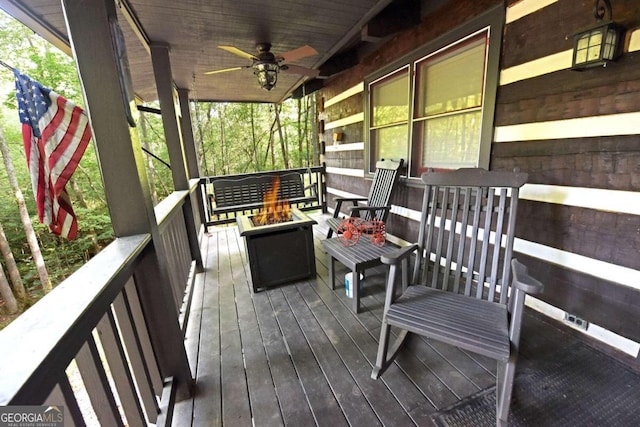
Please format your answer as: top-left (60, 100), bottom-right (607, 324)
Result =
top-left (14, 69), bottom-right (92, 240)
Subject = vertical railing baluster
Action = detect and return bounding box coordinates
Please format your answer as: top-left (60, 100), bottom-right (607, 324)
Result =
top-left (75, 337), bottom-right (124, 426)
top-left (46, 376), bottom-right (86, 427)
top-left (113, 293), bottom-right (160, 422)
top-left (96, 312), bottom-right (146, 427)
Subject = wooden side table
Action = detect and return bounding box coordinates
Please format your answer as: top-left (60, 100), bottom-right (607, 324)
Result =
top-left (322, 237), bottom-right (397, 313)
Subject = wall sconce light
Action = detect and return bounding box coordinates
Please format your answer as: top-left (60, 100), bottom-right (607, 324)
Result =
top-left (571, 0), bottom-right (623, 70)
top-left (254, 61), bottom-right (279, 91)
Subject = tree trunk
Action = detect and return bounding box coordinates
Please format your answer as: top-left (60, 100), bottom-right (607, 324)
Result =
top-left (0, 265), bottom-right (18, 314)
top-left (297, 98), bottom-right (304, 167)
top-left (250, 104), bottom-right (260, 171)
top-left (0, 222), bottom-right (26, 300)
top-left (69, 177), bottom-right (88, 208)
top-left (75, 164), bottom-right (107, 205)
top-left (303, 96), bottom-right (311, 166)
top-left (275, 104), bottom-right (289, 169)
top-left (194, 102), bottom-right (211, 175)
top-left (219, 105), bottom-right (228, 175)
top-left (0, 124), bottom-right (52, 293)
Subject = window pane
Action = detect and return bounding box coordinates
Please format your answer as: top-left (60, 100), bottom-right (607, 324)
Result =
top-left (371, 69), bottom-right (409, 127)
top-left (416, 37), bottom-right (485, 118)
top-left (420, 110), bottom-right (481, 169)
top-left (372, 124), bottom-right (408, 164)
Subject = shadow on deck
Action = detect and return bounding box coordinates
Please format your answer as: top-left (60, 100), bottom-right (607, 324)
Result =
top-left (174, 212), bottom-right (640, 426)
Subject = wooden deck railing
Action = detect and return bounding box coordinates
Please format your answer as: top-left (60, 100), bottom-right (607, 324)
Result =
top-left (0, 185), bottom-right (201, 426)
top-left (200, 165), bottom-right (326, 226)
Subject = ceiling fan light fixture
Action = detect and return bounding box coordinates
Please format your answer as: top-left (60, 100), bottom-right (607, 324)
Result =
top-left (254, 61), bottom-right (279, 90)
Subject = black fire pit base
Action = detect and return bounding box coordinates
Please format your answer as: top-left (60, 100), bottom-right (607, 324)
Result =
top-left (237, 209), bottom-right (317, 293)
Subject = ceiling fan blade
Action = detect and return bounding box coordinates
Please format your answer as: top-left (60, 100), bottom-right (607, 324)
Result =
top-left (281, 64), bottom-right (320, 77)
top-left (277, 45), bottom-right (318, 62)
top-left (219, 45), bottom-right (257, 60)
top-left (204, 66), bottom-right (246, 75)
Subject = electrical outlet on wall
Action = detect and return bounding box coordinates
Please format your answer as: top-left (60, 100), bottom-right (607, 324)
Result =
top-left (564, 312), bottom-right (589, 330)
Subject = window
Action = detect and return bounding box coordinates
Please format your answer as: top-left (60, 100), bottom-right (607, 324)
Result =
top-left (369, 67), bottom-right (409, 169)
top-left (412, 33), bottom-right (487, 174)
top-left (366, 8), bottom-right (502, 178)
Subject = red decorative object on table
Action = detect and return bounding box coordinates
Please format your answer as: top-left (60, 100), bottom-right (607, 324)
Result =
top-left (337, 217), bottom-right (385, 247)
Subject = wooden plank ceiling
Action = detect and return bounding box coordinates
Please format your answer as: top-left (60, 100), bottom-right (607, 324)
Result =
top-left (0, 0), bottom-right (419, 103)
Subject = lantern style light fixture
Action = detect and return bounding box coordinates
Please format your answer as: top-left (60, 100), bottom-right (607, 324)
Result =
top-left (254, 61), bottom-right (279, 91)
top-left (571, 0), bottom-right (623, 70)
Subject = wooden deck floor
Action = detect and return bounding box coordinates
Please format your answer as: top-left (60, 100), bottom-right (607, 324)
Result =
top-left (172, 212), bottom-right (637, 426)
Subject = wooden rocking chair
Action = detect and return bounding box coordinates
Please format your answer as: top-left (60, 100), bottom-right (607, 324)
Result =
top-left (326, 158), bottom-right (403, 238)
top-left (371, 168), bottom-right (543, 426)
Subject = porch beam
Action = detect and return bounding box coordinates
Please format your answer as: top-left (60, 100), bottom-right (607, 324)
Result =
top-left (115, 0), bottom-right (151, 55)
top-left (61, 0), bottom-right (193, 399)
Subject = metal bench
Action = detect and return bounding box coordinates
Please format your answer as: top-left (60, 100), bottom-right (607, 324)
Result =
top-left (209, 171), bottom-right (317, 223)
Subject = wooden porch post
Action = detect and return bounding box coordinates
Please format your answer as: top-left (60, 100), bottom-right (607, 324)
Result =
top-left (177, 88), bottom-right (201, 180)
top-left (150, 43), bottom-right (189, 190)
top-left (61, 0), bottom-right (193, 398)
top-left (177, 87), bottom-right (207, 265)
top-left (150, 44), bottom-right (203, 270)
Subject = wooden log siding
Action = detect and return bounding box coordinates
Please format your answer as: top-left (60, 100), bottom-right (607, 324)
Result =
top-left (493, 0), bottom-right (640, 348)
top-left (318, 0), bottom-right (640, 354)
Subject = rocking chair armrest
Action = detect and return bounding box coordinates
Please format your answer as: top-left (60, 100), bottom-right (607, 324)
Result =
top-left (332, 197), bottom-right (368, 218)
top-left (334, 197), bottom-right (368, 203)
top-left (348, 205), bottom-right (391, 216)
top-left (511, 259), bottom-right (544, 295)
top-left (381, 244), bottom-right (419, 265)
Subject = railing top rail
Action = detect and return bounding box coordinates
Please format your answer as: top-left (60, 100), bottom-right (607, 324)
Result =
top-left (0, 234), bottom-right (151, 405)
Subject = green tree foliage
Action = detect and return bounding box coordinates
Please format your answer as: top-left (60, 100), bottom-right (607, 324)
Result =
top-left (193, 97), bottom-right (316, 177)
top-left (0, 12), bottom-right (113, 302)
top-left (0, 10), bottom-right (317, 325)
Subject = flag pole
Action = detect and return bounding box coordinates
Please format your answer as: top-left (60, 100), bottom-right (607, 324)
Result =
top-left (0, 60), bottom-right (14, 71)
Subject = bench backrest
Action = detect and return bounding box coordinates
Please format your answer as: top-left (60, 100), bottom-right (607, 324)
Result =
top-left (212, 172), bottom-right (305, 208)
top-left (414, 168), bottom-right (528, 305)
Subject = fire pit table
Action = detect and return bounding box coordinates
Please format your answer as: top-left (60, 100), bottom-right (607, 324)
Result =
top-left (237, 208), bottom-right (317, 292)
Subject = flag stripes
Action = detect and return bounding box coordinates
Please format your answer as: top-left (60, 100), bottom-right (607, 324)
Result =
top-left (14, 69), bottom-right (92, 240)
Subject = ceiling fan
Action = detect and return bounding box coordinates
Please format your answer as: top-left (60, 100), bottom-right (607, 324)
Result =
top-left (205, 43), bottom-right (320, 91)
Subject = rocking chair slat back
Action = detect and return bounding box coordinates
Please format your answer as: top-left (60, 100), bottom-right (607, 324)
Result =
top-left (414, 169), bottom-right (528, 304)
top-left (326, 158), bottom-right (403, 238)
top-left (365, 159), bottom-right (404, 221)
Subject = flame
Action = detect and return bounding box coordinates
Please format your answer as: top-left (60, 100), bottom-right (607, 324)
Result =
top-left (254, 175), bottom-right (292, 225)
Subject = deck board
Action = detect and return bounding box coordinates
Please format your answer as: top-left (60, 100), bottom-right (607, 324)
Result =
top-left (172, 212), bottom-right (638, 426)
